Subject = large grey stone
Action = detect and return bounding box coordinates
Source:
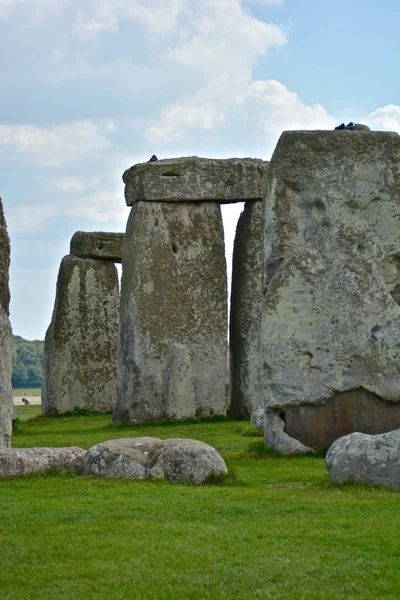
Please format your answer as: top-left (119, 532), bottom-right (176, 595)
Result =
top-left (82, 437), bottom-right (164, 479)
top-left (123, 157), bottom-right (269, 205)
top-left (162, 343), bottom-right (196, 420)
top-left (0, 199), bottom-right (12, 449)
top-left (325, 429), bottom-right (400, 488)
top-left (70, 231), bottom-right (124, 263)
top-left (0, 198), bottom-right (10, 315)
top-left (0, 307), bottom-right (13, 449)
top-left (83, 437), bottom-right (228, 484)
top-left (230, 198), bottom-right (265, 418)
top-left (0, 447), bottom-right (85, 477)
top-left (113, 201), bottom-right (227, 423)
top-left (262, 130), bottom-right (400, 453)
top-left (149, 438), bottom-right (228, 484)
top-left (42, 255), bottom-right (119, 415)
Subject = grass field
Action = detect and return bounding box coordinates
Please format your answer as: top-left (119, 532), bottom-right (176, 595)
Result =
top-left (12, 388), bottom-right (41, 397)
top-left (1, 407), bottom-right (399, 599)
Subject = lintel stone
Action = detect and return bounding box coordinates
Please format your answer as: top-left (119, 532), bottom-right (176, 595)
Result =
top-left (70, 231), bottom-right (124, 263)
top-left (123, 156), bottom-right (269, 205)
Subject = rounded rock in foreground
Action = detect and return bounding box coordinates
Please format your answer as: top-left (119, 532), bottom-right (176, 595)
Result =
top-left (82, 437), bottom-right (163, 478)
top-left (149, 439), bottom-right (228, 484)
top-left (325, 429), bottom-right (400, 488)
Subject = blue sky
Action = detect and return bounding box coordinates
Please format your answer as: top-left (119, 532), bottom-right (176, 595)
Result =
top-left (1, 0), bottom-right (399, 340)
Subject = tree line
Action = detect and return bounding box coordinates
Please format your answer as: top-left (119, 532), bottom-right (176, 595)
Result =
top-left (12, 335), bottom-right (44, 388)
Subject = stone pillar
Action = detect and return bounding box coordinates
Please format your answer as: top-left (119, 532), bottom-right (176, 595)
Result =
top-left (42, 233), bottom-right (122, 415)
top-left (230, 197), bottom-right (266, 418)
top-left (0, 198), bottom-right (13, 448)
top-left (114, 156), bottom-right (268, 423)
top-left (262, 130), bottom-right (400, 453)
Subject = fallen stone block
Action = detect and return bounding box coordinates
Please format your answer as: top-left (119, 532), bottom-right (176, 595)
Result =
top-left (70, 231), bottom-right (124, 263)
top-left (0, 447), bottom-right (85, 477)
top-left (123, 156), bottom-right (269, 205)
top-left (82, 437), bottom-right (228, 484)
top-left (325, 429), bottom-right (400, 488)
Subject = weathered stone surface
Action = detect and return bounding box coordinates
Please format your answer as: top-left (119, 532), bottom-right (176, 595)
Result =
top-left (42, 255), bottom-right (119, 415)
top-left (0, 447), bottom-right (85, 477)
top-left (250, 408), bottom-right (264, 431)
top-left (0, 199), bottom-right (12, 449)
top-left (162, 343), bottom-right (196, 420)
top-left (83, 437), bottom-right (228, 484)
top-left (264, 411), bottom-right (313, 455)
top-left (123, 157), bottom-right (269, 205)
top-left (0, 198), bottom-right (10, 315)
top-left (149, 439), bottom-right (228, 484)
top-left (70, 231), bottom-right (124, 263)
top-left (262, 130), bottom-right (400, 453)
top-left (284, 388), bottom-right (400, 451)
top-left (0, 307), bottom-right (13, 449)
top-left (83, 437), bottom-right (164, 479)
top-left (230, 198), bottom-right (265, 418)
top-left (326, 429), bottom-right (400, 488)
top-left (113, 201), bottom-right (227, 423)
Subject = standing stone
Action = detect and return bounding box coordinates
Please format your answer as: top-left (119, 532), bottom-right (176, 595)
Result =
top-left (0, 198), bottom-right (12, 448)
top-left (113, 200), bottom-right (227, 423)
top-left (162, 343), bottom-right (196, 420)
top-left (42, 255), bottom-right (119, 415)
top-left (262, 130), bottom-right (400, 453)
top-left (230, 198), bottom-right (265, 418)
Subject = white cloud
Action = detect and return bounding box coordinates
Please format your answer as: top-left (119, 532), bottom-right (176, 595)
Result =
top-left (8, 204), bottom-right (57, 233)
top-left (0, 120), bottom-right (112, 166)
top-left (74, 0), bottom-right (185, 41)
top-left (367, 105), bottom-right (400, 134)
top-left (0, 0), bottom-right (71, 19)
top-left (66, 188), bottom-right (129, 228)
top-left (244, 0), bottom-right (284, 5)
top-left (241, 79), bottom-right (335, 136)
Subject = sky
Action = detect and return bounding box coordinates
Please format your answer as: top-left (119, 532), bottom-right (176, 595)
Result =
top-left (1, 0), bottom-right (400, 340)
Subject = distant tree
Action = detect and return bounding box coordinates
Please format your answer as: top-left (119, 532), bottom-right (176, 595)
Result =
top-left (12, 336), bottom-right (44, 388)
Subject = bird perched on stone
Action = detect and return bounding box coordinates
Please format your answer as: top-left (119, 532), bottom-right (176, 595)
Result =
top-left (148, 155), bottom-right (158, 163)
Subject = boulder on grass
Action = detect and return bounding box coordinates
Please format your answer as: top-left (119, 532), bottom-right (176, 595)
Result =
top-left (325, 429), bottom-right (400, 488)
top-left (82, 437), bottom-right (228, 484)
top-left (0, 447), bottom-right (85, 477)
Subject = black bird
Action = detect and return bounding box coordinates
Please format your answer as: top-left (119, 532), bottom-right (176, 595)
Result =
top-left (148, 155), bottom-right (158, 163)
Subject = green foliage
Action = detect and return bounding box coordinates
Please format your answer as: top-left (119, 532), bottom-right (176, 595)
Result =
top-left (4, 412), bottom-right (400, 599)
top-left (12, 335), bottom-right (44, 388)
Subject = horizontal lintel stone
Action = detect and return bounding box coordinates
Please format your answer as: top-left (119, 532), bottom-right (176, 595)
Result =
top-left (70, 231), bottom-right (124, 263)
top-left (123, 156), bottom-right (269, 205)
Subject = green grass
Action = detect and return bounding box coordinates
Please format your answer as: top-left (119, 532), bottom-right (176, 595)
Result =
top-left (2, 410), bottom-right (400, 599)
top-left (12, 387), bottom-right (41, 397)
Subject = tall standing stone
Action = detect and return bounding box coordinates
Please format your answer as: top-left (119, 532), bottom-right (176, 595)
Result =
top-left (262, 130), bottom-right (400, 453)
top-left (0, 198), bottom-right (13, 448)
top-left (42, 255), bottom-right (119, 415)
top-left (230, 197), bottom-right (266, 418)
top-left (114, 156), bottom-right (268, 424)
top-left (114, 200), bottom-right (227, 422)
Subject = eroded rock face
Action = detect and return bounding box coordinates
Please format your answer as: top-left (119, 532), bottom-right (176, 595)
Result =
top-left (70, 231), bottom-right (124, 263)
top-left (0, 198), bottom-right (12, 449)
top-left (230, 198), bottom-right (265, 418)
top-left (42, 255), bottom-right (119, 415)
top-left (0, 198), bottom-right (10, 315)
top-left (123, 157), bottom-right (268, 205)
top-left (326, 429), bottom-right (400, 488)
top-left (83, 437), bottom-right (228, 483)
top-left (114, 201), bottom-right (227, 423)
top-left (162, 343), bottom-right (196, 420)
top-left (0, 447), bottom-right (85, 477)
top-left (262, 130), bottom-right (400, 453)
